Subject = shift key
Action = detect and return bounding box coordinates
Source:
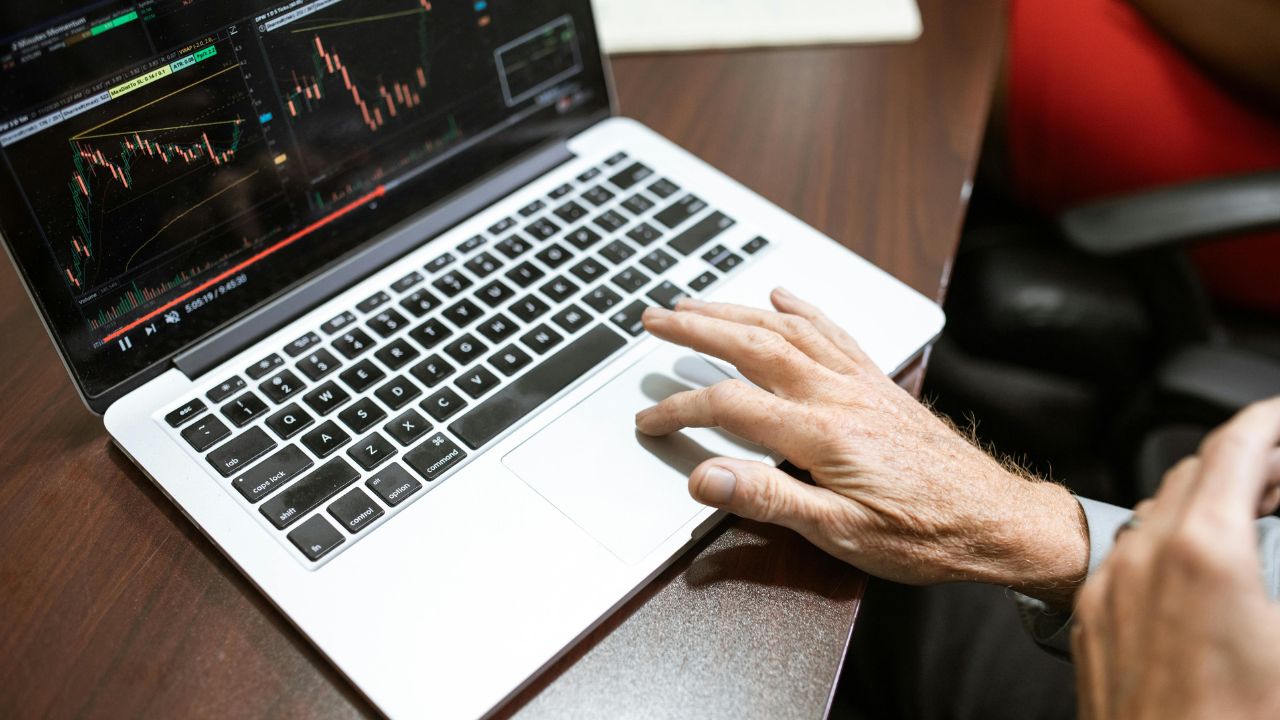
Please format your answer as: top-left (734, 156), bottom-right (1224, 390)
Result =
top-left (260, 458), bottom-right (359, 529)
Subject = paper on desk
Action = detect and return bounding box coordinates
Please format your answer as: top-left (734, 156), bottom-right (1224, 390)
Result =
top-left (592, 0), bottom-right (923, 54)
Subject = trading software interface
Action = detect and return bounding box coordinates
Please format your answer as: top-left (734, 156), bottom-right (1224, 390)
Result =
top-left (0, 0), bottom-right (603, 397)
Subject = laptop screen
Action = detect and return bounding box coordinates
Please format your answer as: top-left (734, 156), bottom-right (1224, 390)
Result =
top-left (0, 0), bottom-right (609, 404)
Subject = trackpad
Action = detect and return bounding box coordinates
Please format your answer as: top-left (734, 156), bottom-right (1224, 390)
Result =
top-left (503, 345), bottom-right (771, 564)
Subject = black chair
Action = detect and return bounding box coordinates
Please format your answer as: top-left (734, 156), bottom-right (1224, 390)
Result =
top-left (925, 171), bottom-right (1280, 504)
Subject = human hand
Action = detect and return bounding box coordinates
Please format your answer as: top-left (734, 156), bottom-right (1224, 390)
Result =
top-left (1073, 399), bottom-right (1280, 720)
top-left (635, 288), bottom-right (1088, 604)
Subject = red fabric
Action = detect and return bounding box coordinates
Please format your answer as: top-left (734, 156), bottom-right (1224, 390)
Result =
top-left (1009, 0), bottom-right (1280, 314)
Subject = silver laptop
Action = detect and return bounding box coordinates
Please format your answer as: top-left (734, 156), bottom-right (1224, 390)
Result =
top-left (0, 1), bottom-right (943, 717)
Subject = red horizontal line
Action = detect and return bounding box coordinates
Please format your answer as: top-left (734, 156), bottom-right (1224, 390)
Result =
top-left (101, 185), bottom-right (386, 344)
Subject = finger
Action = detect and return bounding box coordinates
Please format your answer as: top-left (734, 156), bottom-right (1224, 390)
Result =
top-left (672, 297), bottom-right (860, 374)
top-left (1191, 397), bottom-right (1280, 521)
top-left (688, 457), bottom-right (835, 536)
top-left (769, 287), bottom-right (877, 371)
top-left (1073, 578), bottom-right (1113, 720)
top-left (642, 307), bottom-right (833, 395)
top-left (1257, 446), bottom-right (1280, 516)
top-left (635, 379), bottom-right (821, 464)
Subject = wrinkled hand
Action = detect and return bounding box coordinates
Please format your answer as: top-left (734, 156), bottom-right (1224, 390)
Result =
top-left (1073, 399), bottom-right (1280, 720)
top-left (636, 288), bottom-right (1088, 603)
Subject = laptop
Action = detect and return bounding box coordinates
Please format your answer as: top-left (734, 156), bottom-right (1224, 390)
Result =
top-left (0, 1), bottom-right (944, 717)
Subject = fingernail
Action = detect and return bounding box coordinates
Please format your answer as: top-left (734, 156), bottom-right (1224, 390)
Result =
top-left (774, 286), bottom-right (795, 300)
top-left (634, 407), bottom-right (654, 426)
top-left (700, 466), bottom-right (737, 505)
top-left (676, 297), bottom-right (705, 309)
top-left (643, 307), bottom-right (673, 322)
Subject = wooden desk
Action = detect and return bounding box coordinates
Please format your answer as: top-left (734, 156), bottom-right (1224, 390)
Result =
top-left (0, 0), bottom-right (1003, 717)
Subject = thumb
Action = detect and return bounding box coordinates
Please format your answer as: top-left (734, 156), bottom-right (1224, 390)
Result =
top-left (689, 457), bottom-right (831, 533)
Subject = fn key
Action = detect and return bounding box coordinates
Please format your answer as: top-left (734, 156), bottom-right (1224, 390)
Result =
top-left (287, 514), bottom-right (345, 561)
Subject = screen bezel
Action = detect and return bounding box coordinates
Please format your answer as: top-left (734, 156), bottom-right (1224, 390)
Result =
top-left (0, 2), bottom-right (615, 414)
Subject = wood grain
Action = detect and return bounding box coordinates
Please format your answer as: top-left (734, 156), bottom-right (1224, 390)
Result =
top-left (0, 0), bottom-right (1002, 717)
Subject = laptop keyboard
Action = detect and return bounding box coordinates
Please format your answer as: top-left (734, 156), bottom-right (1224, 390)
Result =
top-left (161, 150), bottom-right (772, 565)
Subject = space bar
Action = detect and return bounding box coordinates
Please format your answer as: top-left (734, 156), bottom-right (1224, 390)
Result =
top-left (448, 324), bottom-right (628, 449)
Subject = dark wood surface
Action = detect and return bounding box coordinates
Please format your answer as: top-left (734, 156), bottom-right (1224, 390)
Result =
top-left (0, 1), bottom-right (1003, 717)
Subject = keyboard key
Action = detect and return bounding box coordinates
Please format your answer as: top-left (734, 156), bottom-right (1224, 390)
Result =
top-left (339, 359), bottom-right (385, 393)
top-left (389, 269), bottom-right (424, 292)
top-left (576, 167), bottom-right (601, 183)
top-left (594, 210), bottom-right (628, 233)
top-left (566, 227), bottom-right (602, 250)
top-left (488, 216), bottom-right (516, 235)
top-left (464, 251), bottom-right (502, 278)
top-left (421, 387), bottom-right (467, 422)
top-left (611, 266), bottom-right (650, 293)
top-left (622, 194), bottom-right (655, 216)
top-left (476, 279), bottom-right (516, 307)
top-left (260, 369), bottom-right (305, 404)
top-left (552, 304), bottom-right (592, 333)
top-left (444, 334), bottom-right (487, 364)
top-left (165, 399), bottom-right (205, 428)
top-left (743, 236), bottom-right (770, 254)
top-left (181, 415), bottom-right (230, 451)
top-left (297, 348), bottom-right (341, 380)
top-left (655, 194), bottom-right (707, 229)
top-left (582, 185), bottom-right (615, 206)
top-left (233, 445), bottom-right (313, 503)
top-left (287, 514), bottom-right (345, 561)
top-left (207, 376), bottom-right (246, 403)
top-left (400, 288), bottom-right (443, 322)
top-left (609, 162), bottom-right (654, 190)
top-left (688, 271), bottom-right (717, 292)
top-left (478, 313), bottom-right (518, 342)
top-left (497, 235), bottom-right (532, 259)
top-left (356, 291), bottom-right (391, 313)
top-left (433, 271), bottom-right (472, 297)
top-left (322, 311), bottom-right (358, 334)
top-left (409, 354), bottom-right (455, 388)
top-left (554, 201), bottom-right (588, 224)
top-left (367, 308), bottom-right (409, 337)
top-left (520, 324), bottom-right (564, 355)
top-left (505, 262), bottom-right (545, 288)
top-left (510, 295), bottom-right (550, 323)
top-left (338, 397), bottom-right (387, 434)
top-left (374, 376), bottom-right (422, 410)
top-left (549, 183), bottom-right (573, 199)
top-left (266, 403), bottom-right (314, 439)
top-left (261, 457), bottom-right (359, 530)
top-left (303, 381), bottom-right (350, 416)
top-left (384, 409), bottom-right (431, 446)
top-left (519, 198), bottom-right (546, 217)
top-left (458, 235), bottom-right (486, 253)
top-left (328, 487), bottom-right (385, 533)
top-left (648, 177), bottom-right (680, 199)
top-left (488, 344), bottom-right (532, 376)
top-left (246, 353), bottom-right (284, 380)
top-left (425, 252), bottom-right (456, 273)
top-left (604, 151), bottom-right (629, 166)
top-left (375, 337), bottom-right (419, 370)
top-left (640, 248), bottom-right (677, 274)
top-left (332, 328), bottom-right (375, 359)
top-left (540, 275), bottom-right (579, 303)
top-left (284, 332), bottom-right (322, 358)
top-left (346, 433), bottom-right (397, 472)
top-left (535, 243), bottom-right (573, 269)
top-left (456, 366), bottom-right (500, 398)
top-left (611, 300), bottom-right (651, 337)
top-left (443, 298), bottom-right (483, 327)
top-left (627, 223), bottom-right (662, 247)
top-left (669, 211), bottom-right (736, 256)
top-left (222, 392), bottom-right (269, 427)
top-left (449, 325), bottom-right (627, 449)
top-left (600, 240), bottom-right (636, 265)
top-left (583, 286), bottom-right (623, 313)
top-left (404, 432), bottom-right (467, 483)
top-left (301, 420), bottom-right (351, 458)
top-left (408, 318), bottom-right (452, 350)
top-left (647, 281), bottom-right (689, 310)
top-left (525, 218), bottom-right (560, 241)
top-left (570, 257), bottom-right (607, 282)
top-left (207, 426), bottom-right (276, 477)
top-left (366, 463), bottom-right (423, 506)
top-left (702, 244), bottom-right (745, 273)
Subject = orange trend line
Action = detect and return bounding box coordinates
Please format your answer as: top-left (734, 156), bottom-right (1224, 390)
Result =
top-left (101, 185), bottom-right (386, 344)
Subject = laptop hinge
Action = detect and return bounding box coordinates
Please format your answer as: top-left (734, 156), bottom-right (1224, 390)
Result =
top-left (173, 139), bottom-right (575, 379)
